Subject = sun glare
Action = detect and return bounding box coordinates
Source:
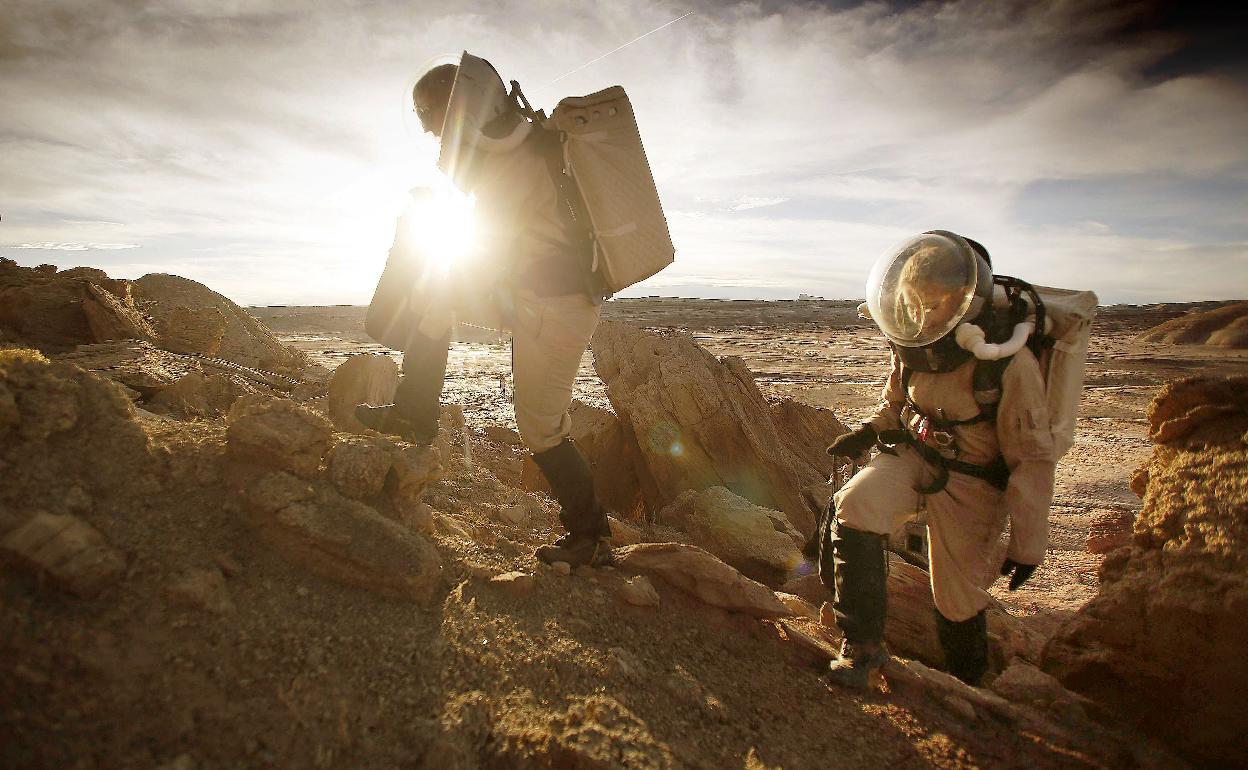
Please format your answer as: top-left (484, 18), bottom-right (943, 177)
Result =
top-left (403, 185), bottom-right (478, 274)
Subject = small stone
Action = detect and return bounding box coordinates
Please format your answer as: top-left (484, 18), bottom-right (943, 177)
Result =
top-left (167, 567), bottom-right (235, 615)
top-left (496, 503), bottom-right (530, 527)
top-left (489, 571), bottom-right (536, 596)
top-left (614, 542), bottom-right (791, 618)
top-left (433, 514), bottom-right (475, 542)
top-left (214, 553), bottom-right (243, 578)
top-left (0, 512), bottom-right (125, 598)
top-left (325, 436), bottom-right (395, 501)
top-left (550, 561), bottom-right (572, 576)
top-left (388, 444), bottom-right (444, 510)
top-left (618, 575), bottom-right (660, 607)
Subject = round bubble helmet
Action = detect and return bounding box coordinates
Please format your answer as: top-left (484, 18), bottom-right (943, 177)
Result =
top-left (865, 231), bottom-right (994, 348)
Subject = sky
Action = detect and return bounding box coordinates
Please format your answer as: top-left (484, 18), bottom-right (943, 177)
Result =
top-left (2, 0), bottom-right (1246, 305)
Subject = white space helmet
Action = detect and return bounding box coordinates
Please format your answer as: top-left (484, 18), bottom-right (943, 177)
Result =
top-left (866, 231), bottom-right (993, 348)
top-left (436, 52), bottom-right (531, 181)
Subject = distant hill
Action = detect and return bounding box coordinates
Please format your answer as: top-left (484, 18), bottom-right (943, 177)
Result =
top-left (1137, 301), bottom-right (1248, 348)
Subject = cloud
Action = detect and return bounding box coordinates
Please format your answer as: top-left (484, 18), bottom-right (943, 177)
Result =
top-left (6, 242), bottom-right (139, 250)
top-left (1, 0), bottom-right (1245, 304)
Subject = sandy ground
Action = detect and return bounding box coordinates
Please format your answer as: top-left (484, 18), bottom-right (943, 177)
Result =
top-left (251, 300), bottom-right (1248, 631)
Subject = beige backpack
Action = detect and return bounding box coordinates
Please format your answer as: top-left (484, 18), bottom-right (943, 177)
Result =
top-left (546, 87), bottom-right (675, 294)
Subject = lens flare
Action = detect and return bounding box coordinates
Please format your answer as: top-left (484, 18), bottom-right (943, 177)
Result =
top-left (399, 185), bottom-right (477, 274)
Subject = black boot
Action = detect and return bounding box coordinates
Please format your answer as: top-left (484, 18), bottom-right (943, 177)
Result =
top-left (355, 330), bottom-right (449, 445)
top-left (935, 609), bottom-right (988, 686)
top-left (531, 439), bottom-right (612, 567)
top-left (819, 523), bottom-right (890, 688)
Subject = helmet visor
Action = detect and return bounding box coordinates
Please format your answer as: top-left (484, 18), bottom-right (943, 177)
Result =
top-left (866, 232), bottom-right (982, 347)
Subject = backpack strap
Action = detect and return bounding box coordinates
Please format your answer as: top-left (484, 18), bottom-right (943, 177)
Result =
top-left (533, 127), bottom-right (611, 302)
top-left (901, 358), bottom-right (1010, 428)
top-left (888, 356), bottom-right (1014, 494)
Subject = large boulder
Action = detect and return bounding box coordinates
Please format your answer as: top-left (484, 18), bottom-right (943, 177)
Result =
top-left (590, 321), bottom-right (825, 536)
top-left (520, 400), bottom-right (646, 520)
top-left (1042, 375), bottom-right (1248, 768)
top-left (325, 354), bottom-right (400, 432)
top-left (132, 273), bottom-right (305, 373)
top-left (656, 486), bottom-right (804, 586)
top-left (1137, 301), bottom-right (1248, 348)
top-left (768, 397), bottom-right (847, 487)
top-left (0, 260), bottom-right (155, 349)
top-left (614, 542), bottom-right (792, 618)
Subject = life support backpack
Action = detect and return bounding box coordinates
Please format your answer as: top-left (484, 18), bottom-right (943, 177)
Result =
top-left (883, 276), bottom-right (1098, 492)
top-left (512, 82), bottom-right (675, 299)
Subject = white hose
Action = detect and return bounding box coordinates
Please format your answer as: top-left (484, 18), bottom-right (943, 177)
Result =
top-left (956, 319), bottom-right (1034, 360)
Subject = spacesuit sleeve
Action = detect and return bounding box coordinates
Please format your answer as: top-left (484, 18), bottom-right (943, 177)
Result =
top-left (997, 349), bottom-right (1057, 565)
top-left (865, 349), bottom-right (905, 433)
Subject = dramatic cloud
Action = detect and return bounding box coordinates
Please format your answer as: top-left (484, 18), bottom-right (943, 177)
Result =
top-left (1, 0), bottom-right (1244, 303)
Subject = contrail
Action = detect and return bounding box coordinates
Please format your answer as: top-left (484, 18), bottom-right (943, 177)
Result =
top-left (543, 11), bottom-right (694, 88)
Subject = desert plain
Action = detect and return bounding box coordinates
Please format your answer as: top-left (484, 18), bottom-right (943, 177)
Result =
top-left (4, 259), bottom-right (1247, 770)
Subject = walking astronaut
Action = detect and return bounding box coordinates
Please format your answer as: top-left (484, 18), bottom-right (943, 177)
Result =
top-left (820, 231), bottom-right (1077, 688)
top-left (358, 53), bottom-right (673, 568)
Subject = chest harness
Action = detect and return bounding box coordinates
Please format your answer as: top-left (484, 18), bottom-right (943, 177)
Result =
top-left (875, 357), bottom-right (1013, 494)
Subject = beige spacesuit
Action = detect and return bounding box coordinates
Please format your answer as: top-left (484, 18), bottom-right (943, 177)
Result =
top-left (359, 55), bottom-right (610, 567)
top-left (822, 230), bottom-right (1058, 688)
top-left (837, 345), bottom-right (1057, 621)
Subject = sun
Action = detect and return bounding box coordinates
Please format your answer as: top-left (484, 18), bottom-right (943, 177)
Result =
top-left (401, 185), bottom-right (478, 274)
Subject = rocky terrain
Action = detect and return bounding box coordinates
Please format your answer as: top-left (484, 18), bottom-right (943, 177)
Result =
top-left (1135, 301), bottom-right (1248, 348)
top-left (2, 259), bottom-right (1246, 769)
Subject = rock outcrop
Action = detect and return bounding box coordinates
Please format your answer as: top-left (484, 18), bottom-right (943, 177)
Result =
top-left (614, 542), bottom-right (792, 618)
top-left (591, 321), bottom-right (831, 536)
top-left (221, 393), bottom-right (444, 601)
top-left (1043, 375), bottom-right (1248, 768)
top-left (656, 486), bottom-right (804, 586)
top-left (0, 348), bottom-right (154, 534)
top-left (0, 259), bottom-right (155, 348)
top-left (238, 469), bottom-right (443, 602)
top-left (227, 395), bottom-right (335, 479)
top-left (1137, 301), bottom-right (1248, 348)
top-left (132, 273), bottom-right (305, 373)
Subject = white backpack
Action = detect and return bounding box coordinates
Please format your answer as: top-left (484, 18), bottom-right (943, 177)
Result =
top-left (543, 86), bottom-right (675, 294)
top-left (1026, 283), bottom-right (1098, 459)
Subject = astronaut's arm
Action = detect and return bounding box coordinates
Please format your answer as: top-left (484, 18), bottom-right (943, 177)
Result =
top-left (864, 349), bottom-right (905, 434)
top-left (998, 350), bottom-right (1057, 565)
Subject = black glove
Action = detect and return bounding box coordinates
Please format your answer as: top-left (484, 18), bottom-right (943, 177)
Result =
top-left (826, 425), bottom-right (877, 458)
top-left (999, 559), bottom-right (1037, 591)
